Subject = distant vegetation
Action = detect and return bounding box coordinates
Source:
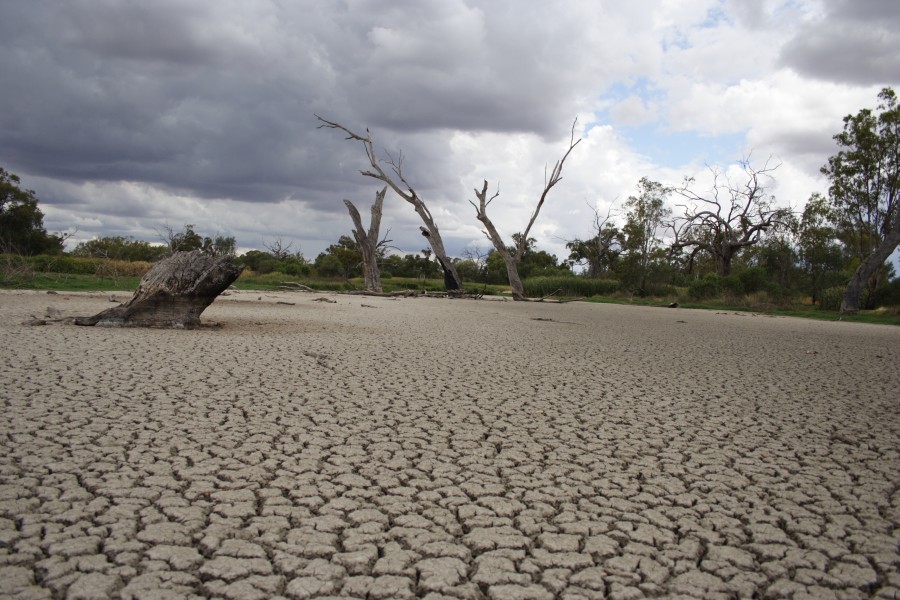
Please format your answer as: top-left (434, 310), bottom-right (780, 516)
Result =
top-left (1, 89), bottom-right (898, 319)
top-left (3, 252), bottom-right (899, 326)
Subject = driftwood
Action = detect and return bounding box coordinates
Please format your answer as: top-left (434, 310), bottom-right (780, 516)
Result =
top-left (278, 282), bottom-right (318, 292)
top-left (74, 251), bottom-right (242, 328)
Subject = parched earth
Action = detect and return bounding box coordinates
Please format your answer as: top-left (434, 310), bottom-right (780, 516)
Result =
top-left (0, 290), bottom-right (898, 599)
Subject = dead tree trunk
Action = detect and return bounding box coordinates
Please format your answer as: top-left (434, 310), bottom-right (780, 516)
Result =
top-left (316, 115), bottom-right (462, 291)
top-left (470, 120), bottom-right (581, 300)
top-left (74, 250), bottom-right (242, 328)
top-left (344, 187), bottom-right (387, 292)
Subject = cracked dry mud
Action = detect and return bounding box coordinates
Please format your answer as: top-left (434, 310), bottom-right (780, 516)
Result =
top-left (1, 290), bottom-right (898, 600)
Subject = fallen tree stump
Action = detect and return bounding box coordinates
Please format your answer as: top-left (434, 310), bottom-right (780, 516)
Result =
top-left (74, 251), bottom-right (243, 328)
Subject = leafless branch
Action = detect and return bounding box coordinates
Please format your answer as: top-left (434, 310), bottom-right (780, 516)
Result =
top-left (668, 157), bottom-right (790, 274)
top-left (519, 117), bottom-right (582, 260)
top-left (317, 114), bottom-right (462, 290)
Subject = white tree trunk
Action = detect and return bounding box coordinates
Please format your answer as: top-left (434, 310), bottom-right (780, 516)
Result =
top-left (344, 187), bottom-right (386, 293)
top-left (317, 116), bottom-right (462, 291)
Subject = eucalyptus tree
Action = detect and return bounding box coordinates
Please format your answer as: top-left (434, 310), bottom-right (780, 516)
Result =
top-left (621, 178), bottom-right (672, 292)
top-left (797, 194), bottom-right (844, 304)
top-left (567, 204), bottom-right (622, 278)
top-left (669, 159), bottom-right (792, 276)
top-left (821, 88), bottom-right (900, 313)
top-left (0, 167), bottom-right (65, 255)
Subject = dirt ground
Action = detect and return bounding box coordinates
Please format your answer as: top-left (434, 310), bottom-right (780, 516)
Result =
top-left (1, 289), bottom-right (898, 599)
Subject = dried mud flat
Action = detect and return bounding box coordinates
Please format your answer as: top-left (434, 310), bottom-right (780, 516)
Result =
top-left (1, 289), bottom-right (898, 600)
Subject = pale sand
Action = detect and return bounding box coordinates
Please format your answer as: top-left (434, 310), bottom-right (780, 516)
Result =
top-left (0, 289), bottom-right (898, 599)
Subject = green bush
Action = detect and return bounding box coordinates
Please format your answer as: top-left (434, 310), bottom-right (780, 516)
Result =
top-left (642, 283), bottom-right (680, 298)
top-left (737, 267), bottom-right (767, 294)
top-left (522, 276), bottom-right (619, 298)
top-left (720, 274), bottom-right (744, 295)
top-left (28, 254), bottom-right (97, 274)
top-left (687, 274), bottom-right (722, 300)
top-left (281, 261), bottom-right (311, 277)
top-left (1, 254), bottom-right (153, 278)
top-left (877, 278), bottom-right (900, 307)
top-left (819, 286), bottom-right (845, 311)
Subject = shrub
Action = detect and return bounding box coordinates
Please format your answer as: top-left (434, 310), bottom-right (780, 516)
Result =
top-left (642, 283), bottom-right (680, 298)
top-left (819, 286), bottom-right (845, 311)
top-left (687, 274), bottom-right (722, 300)
top-left (720, 274), bottom-right (744, 295)
top-left (522, 276), bottom-right (619, 298)
top-left (737, 267), bottom-right (767, 294)
top-left (281, 261), bottom-right (311, 277)
top-left (0, 253), bottom-right (33, 285)
top-left (876, 277), bottom-right (900, 308)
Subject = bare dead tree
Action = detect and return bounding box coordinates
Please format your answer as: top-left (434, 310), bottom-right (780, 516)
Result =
top-left (344, 186), bottom-right (388, 292)
top-left (263, 237), bottom-right (300, 261)
top-left (565, 202), bottom-right (622, 278)
top-left (669, 158), bottom-right (793, 276)
top-left (316, 115), bottom-right (462, 291)
top-left (155, 223), bottom-right (179, 252)
top-left (470, 119), bottom-right (582, 300)
top-left (462, 244), bottom-right (490, 272)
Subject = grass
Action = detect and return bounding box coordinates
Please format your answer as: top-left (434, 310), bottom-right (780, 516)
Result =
top-left (0, 268), bottom-right (506, 297)
top-left (0, 271), bottom-right (142, 292)
top-left (3, 265), bottom-right (897, 325)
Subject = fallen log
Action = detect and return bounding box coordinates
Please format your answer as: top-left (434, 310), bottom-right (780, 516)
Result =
top-left (74, 250), bottom-right (243, 328)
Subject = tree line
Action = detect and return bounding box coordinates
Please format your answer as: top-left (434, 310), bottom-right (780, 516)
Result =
top-left (315, 88), bottom-right (899, 312)
top-left (2, 89), bottom-right (897, 313)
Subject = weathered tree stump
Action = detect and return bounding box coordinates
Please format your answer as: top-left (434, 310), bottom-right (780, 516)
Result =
top-left (74, 250), bottom-right (243, 328)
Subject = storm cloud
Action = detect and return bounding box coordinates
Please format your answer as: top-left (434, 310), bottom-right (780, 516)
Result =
top-left (779, 0), bottom-right (900, 85)
top-left (0, 0), bottom-right (897, 258)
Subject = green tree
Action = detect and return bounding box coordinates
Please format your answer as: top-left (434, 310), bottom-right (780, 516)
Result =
top-left (483, 236), bottom-right (568, 283)
top-left (417, 248), bottom-right (442, 278)
top-left (0, 167), bottom-right (64, 255)
top-left (72, 236), bottom-right (168, 262)
top-left (621, 178), bottom-right (672, 293)
top-left (453, 258), bottom-right (481, 281)
top-left (821, 88), bottom-right (900, 312)
top-left (159, 224), bottom-right (235, 257)
top-left (238, 249), bottom-right (278, 273)
top-left (797, 194), bottom-right (845, 304)
top-left (314, 235), bottom-right (362, 278)
top-left (201, 234), bottom-right (236, 257)
top-left (567, 220), bottom-right (623, 278)
top-left (514, 234), bottom-right (568, 278)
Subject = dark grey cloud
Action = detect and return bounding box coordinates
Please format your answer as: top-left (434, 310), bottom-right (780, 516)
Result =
top-left (779, 0), bottom-right (900, 85)
top-left (0, 0), bottom-right (598, 217)
top-left (1, 0), bottom-right (893, 259)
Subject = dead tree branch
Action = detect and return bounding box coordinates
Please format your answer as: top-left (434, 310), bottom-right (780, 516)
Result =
top-left (668, 157), bottom-right (792, 276)
top-left (316, 115), bottom-right (462, 291)
top-left (344, 186), bottom-right (387, 292)
top-left (470, 118), bottom-right (582, 300)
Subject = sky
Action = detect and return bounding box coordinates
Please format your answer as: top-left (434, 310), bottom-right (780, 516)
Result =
top-left (1, 0), bottom-right (898, 264)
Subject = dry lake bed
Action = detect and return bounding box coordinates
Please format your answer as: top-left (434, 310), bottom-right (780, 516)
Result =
top-left (1, 290), bottom-right (898, 599)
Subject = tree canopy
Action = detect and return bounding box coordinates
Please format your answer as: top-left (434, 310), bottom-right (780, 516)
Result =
top-left (0, 167), bottom-right (64, 255)
top-left (821, 87), bottom-right (900, 312)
